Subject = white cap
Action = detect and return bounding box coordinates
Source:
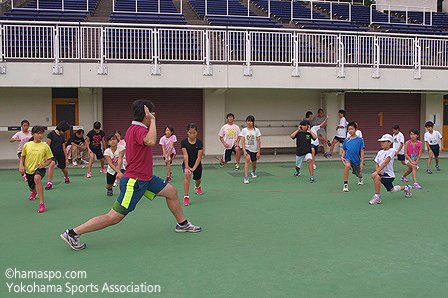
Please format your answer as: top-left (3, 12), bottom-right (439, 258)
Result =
top-left (378, 134), bottom-right (393, 142)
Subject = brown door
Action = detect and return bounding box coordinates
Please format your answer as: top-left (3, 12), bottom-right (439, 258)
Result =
top-left (103, 88), bottom-right (203, 156)
top-left (344, 93), bottom-right (421, 150)
top-left (52, 98), bottom-right (79, 140)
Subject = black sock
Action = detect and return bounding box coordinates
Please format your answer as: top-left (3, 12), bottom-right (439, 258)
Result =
top-left (178, 220), bottom-right (188, 226)
top-left (68, 229), bottom-right (77, 237)
top-left (344, 181), bottom-right (348, 184)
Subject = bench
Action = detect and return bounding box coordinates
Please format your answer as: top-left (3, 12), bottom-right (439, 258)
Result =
top-left (261, 135), bottom-right (295, 155)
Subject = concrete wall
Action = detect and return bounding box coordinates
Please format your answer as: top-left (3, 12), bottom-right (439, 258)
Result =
top-left (0, 87), bottom-right (98, 160)
top-left (376, 0), bottom-right (437, 11)
top-left (2, 63), bottom-right (448, 92)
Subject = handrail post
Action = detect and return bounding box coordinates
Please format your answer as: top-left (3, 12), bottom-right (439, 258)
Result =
top-left (291, 33), bottom-right (300, 77)
top-left (62, 0), bottom-right (64, 11)
top-left (337, 34), bottom-right (345, 78)
top-left (53, 26), bottom-right (63, 74)
top-left (330, 2), bottom-right (332, 21)
top-left (203, 30), bottom-right (213, 76)
top-left (414, 37), bottom-right (421, 79)
top-left (151, 29), bottom-right (161, 75)
top-left (0, 25), bottom-right (6, 74)
top-left (290, 0), bottom-right (293, 22)
top-left (268, 0), bottom-right (270, 18)
top-left (406, 7), bottom-right (408, 25)
top-left (244, 31), bottom-right (252, 76)
top-left (205, 0), bottom-right (208, 16)
top-left (372, 36), bottom-right (380, 78)
top-left (97, 27), bottom-right (108, 75)
top-left (370, 5), bottom-right (372, 25)
top-left (87, 0), bottom-right (89, 12)
top-left (158, 0), bottom-right (160, 14)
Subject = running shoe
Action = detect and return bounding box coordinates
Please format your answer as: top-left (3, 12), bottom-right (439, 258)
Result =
top-left (72, 160), bottom-right (78, 166)
top-left (427, 168), bottom-right (432, 174)
top-left (113, 180), bottom-right (118, 187)
top-left (28, 192), bottom-right (37, 201)
top-left (23, 174), bottom-right (27, 182)
top-left (194, 186), bottom-right (203, 195)
top-left (219, 159), bottom-right (225, 167)
top-left (45, 183), bottom-right (52, 190)
top-left (343, 184), bottom-right (349, 192)
top-left (358, 177), bottom-right (364, 185)
top-left (235, 164), bottom-right (240, 171)
top-left (251, 172), bottom-right (257, 178)
top-left (81, 159), bottom-right (89, 165)
top-left (313, 164), bottom-right (317, 170)
top-left (309, 177), bottom-right (315, 183)
top-left (60, 230), bottom-right (86, 250)
top-left (436, 165), bottom-right (440, 171)
top-left (244, 178), bottom-right (249, 184)
top-left (404, 185), bottom-right (412, 198)
top-left (325, 154), bottom-right (332, 159)
top-left (166, 176), bottom-right (171, 183)
top-left (369, 196), bottom-right (381, 205)
top-left (100, 168), bottom-right (107, 173)
top-left (86, 172), bottom-right (92, 178)
top-left (175, 222), bottom-right (201, 233)
top-left (294, 172), bottom-right (300, 176)
top-left (412, 183), bottom-right (422, 189)
top-left (183, 196), bottom-right (190, 206)
top-left (38, 203), bottom-right (46, 213)
top-left (106, 189), bottom-right (113, 196)
top-left (64, 177), bottom-right (70, 184)
top-left (400, 176), bottom-right (409, 183)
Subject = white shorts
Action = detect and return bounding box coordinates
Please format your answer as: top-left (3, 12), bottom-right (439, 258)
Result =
top-left (296, 153), bottom-right (313, 168)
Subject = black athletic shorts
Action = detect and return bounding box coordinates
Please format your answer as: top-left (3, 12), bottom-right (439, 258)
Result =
top-left (430, 144), bottom-right (440, 157)
top-left (334, 136), bottom-right (345, 144)
top-left (397, 154), bottom-right (405, 161)
top-left (51, 150), bottom-right (66, 169)
top-left (379, 174), bottom-right (394, 192)
top-left (246, 150), bottom-right (257, 162)
top-left (311, 144), bottom-right (319, 155)
top-left (106, 169), bottom-right (125, 185)
top-left (182, 163), bottom-right (202, 181)
top-left (224, 146), bottom-right (238, 162)
top-left (26, 168), bottom-right (46, 191)
top-left (163, 153), bottom-right (176, 164)
top-left (90, 145), bottom-right (104, 160)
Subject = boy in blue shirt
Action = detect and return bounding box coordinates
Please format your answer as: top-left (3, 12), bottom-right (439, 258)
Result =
top-left (341, 122), bottom-right (365, 192)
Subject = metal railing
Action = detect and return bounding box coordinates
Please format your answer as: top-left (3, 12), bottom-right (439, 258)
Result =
top-left (11, 0), bottom-right (91, 12)
top-left (1, 21), bottom-right (448, 72)
top-left (371, 4), bottom-right (433, 26)
top-left (112, 0), bottom-right (183, 15)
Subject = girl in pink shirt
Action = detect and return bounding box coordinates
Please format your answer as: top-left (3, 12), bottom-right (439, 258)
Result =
top-left (402, 129), bottom-right (423, 189)
top-left (159, 126), bottom-right (177, 182)
top-left (10, 120), bottom-right (32, 181)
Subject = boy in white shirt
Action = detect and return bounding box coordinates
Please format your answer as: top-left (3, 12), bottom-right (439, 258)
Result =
top-left (392, 124), bottom-right (406, 165)
top-left (240, 115), bottom-right (261, 184)
top-left (369, 134), bottom-right (412, 205)
top-left (327, 109), bottom-right (348, 158)
top-left (219, 113), bottom-right (241, 170)
top-left (103, 135), bottom-right (126, 196)
top-left (424, 121), bottom-right (443, 173)
top-left (310, 114), bottom-right (329, 170)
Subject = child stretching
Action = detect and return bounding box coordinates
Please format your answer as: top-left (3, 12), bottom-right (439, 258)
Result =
top-left (327, 109), bottom-right (348, 158)
top-left (104, 135), bottom-right (126, 196)
top-left (19, 126), bottom-right (54, 213)
top-left (86, 121), bottom-right (106, 178)
top-left (392, 124), bottom-right (406, 166)
top-left (219, 113), bottom-right (241, 170)
top-left (46, 121), bottom-right (71, 190)
top-left (10, 119), bottom-right (32, 181)
top-left (341, 122), bottom-right (365, 192)
top-left (181, 123), bottom-right (203, 206)
top-left (240, 115), bottom-right (261, 184)
top-left (291, 120), bottom-right (316, 182)
top-left (310, 114), bottom-right (329, 170)
top-left (113, 130), bottom-right (127, 186)
top-left (401, 129), bottom-right (423, 189)
top-left (369, 134), bottom-right (412, 205)
top-left (424, 121), bottom-right (443, 174)
top-left (159, 126), bottom-right (177, 183)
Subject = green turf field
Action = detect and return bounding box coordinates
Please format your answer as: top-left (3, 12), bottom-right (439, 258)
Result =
top-left (1, 159), bottom-right (448, 297)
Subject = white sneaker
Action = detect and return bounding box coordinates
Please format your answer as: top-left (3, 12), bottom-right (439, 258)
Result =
top-left (343, 184), bottom-right (349, 192)
top-left (251, 172), bottom-right (257, 178)
top-left (81, 159), bottom-right (89, 165)
top-left (244, 178), bottom-right (249, 184)
top-left (358, 177), bottom-right (364, 185)
top-left (72, 160), bottom-right (78, 166)
top-left (313, 164), bottom-right (316, 170)
top-left (113, 180), bottom-right (117, 187)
